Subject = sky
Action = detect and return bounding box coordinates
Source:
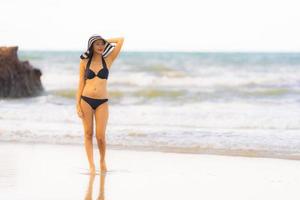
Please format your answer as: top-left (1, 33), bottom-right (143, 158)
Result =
top-left (1, 0), bottom-right (300, 52)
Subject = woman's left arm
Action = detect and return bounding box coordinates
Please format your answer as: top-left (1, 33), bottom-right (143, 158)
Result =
top-left (106, 37), bottom-right (125, 63)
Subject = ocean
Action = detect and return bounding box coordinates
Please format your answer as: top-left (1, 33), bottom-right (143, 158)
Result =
top-left (1, 51), bottom-right (300, 158)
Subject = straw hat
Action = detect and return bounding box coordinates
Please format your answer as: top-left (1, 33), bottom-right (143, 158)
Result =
top-left (80, 34), bottom-right (115, 59)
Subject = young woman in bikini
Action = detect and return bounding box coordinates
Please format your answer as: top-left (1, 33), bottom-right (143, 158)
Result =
top-left (76, 34), bottom-right (124, 174)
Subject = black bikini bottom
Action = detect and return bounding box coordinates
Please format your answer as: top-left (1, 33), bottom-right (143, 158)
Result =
top-left (81, 95), bottom-right (108, 110)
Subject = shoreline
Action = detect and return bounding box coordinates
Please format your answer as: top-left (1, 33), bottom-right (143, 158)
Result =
top-left (1, 140), bottom-right (300, 161)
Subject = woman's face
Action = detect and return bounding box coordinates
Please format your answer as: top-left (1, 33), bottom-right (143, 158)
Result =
top-left (92, 39), bottom-right (106, 54)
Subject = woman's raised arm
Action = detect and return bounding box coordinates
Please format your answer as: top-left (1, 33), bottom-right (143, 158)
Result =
top-left (106, 37), bottom-right (125, 63)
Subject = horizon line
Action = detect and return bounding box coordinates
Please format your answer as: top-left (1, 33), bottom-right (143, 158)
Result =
top-left (17, 49), bottom-right (300, 53)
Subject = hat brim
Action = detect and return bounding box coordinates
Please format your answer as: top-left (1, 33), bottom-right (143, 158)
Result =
top-left (102, 41), bottom-right (115, 58)
top-left (80, 40), bottom-right (115, 59)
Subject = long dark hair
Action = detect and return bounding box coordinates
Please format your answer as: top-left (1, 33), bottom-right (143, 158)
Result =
top-left (84, 45), bottom-right (94, 81)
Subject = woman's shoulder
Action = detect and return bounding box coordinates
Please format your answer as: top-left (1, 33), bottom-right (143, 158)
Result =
top-left (79, 58), bottom-right (88, 69)
top-left (103, 57), bottom-right (113, 69)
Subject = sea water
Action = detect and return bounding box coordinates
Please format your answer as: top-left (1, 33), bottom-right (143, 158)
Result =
top-left (0, 51), bottom-right (299, 157)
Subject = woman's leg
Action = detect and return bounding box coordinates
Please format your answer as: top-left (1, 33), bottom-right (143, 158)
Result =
top-left (80, 98), bottom-right (96, 174)
top-left (95, 100), bottom-right (109, 171)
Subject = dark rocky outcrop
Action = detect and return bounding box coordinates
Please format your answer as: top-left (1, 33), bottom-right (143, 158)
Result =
top-left (0, 46), bottom-right (44, 98)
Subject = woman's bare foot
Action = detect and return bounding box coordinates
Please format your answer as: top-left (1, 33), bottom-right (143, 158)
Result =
top-left (90, 164), bottom-right (96, 175)
top-left (100, 161), bottom-right (107, 172)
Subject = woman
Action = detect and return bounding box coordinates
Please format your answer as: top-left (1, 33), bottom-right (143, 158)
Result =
top-left (76, 34), bottom-right (124, 174)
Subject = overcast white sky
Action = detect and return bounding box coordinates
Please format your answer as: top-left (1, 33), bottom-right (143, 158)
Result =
top-left (1, 0), bottom-right (300, 52)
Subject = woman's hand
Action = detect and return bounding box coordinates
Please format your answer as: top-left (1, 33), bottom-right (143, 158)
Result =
top-left (76, 104), bottom-right (84, 118)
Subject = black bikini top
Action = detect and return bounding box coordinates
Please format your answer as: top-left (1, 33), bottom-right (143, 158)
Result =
top-left (86, 56), bottom-right (109, 80)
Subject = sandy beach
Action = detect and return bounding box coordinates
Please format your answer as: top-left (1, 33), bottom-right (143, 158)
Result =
top-left (0, 141), bottom-right (299, 200)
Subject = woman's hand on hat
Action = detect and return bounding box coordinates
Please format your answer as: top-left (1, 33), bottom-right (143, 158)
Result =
top-left (106, 37), bottom-right (124, 43)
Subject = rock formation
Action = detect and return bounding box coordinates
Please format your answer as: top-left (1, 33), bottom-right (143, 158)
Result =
top-left (0, 46), bottom-right (44, 98)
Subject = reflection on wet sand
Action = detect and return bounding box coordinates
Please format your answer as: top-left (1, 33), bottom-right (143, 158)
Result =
top-left (84, 172), bottom-right (106, 200)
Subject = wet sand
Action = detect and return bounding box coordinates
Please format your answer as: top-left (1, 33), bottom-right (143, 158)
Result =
top-left (1, 141), bottom-right (300, 200)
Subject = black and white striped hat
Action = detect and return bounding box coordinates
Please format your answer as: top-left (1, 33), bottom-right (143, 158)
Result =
top-left (80, 34), bottom-right (115, 59)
